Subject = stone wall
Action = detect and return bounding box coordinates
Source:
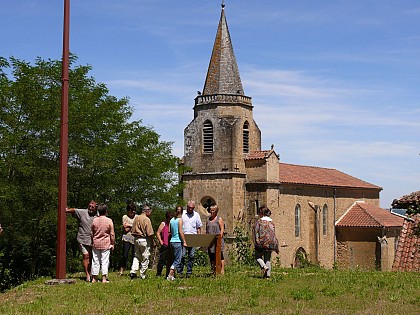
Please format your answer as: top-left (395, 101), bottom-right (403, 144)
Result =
top-left (336, 227), bottom-right (401, 270)
top-left (182, 172), bottom-right (246, 233)
top-left (184, 102), bottom-right (260, 174)
top-left (244, 183), bottom-right (380, 268)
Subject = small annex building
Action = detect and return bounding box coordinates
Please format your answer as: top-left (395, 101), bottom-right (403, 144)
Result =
top-left (336, 201), bottom-right (404, 270)
top-left (181, 5), bottom-right (404, 270)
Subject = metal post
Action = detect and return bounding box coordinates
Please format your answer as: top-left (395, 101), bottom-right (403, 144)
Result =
top-left (56, 0), bottom-right (70, 279)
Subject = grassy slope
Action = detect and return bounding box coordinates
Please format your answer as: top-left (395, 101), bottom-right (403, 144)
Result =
top-left (0, 266), bottom-right (419, 315)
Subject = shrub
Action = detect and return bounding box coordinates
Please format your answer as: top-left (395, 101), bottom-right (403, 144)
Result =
top-left (193, 248), bottom-right (209, 267)
top-left (229, 224), bottom-right (254, 266)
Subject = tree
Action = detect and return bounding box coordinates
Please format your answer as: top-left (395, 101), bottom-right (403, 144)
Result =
top-left (391, 191), bottom-right (420, 216)
top-left (0, 56), bottom-right (182, 290)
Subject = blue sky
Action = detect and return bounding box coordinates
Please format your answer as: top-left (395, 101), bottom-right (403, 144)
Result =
top-left (1, 0), bottom-right (419, 209)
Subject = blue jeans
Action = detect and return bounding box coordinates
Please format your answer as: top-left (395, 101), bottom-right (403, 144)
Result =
top-left (180, 246), bottom-right (196, 274)
top-left (170, 242), bottom-right (183, 273)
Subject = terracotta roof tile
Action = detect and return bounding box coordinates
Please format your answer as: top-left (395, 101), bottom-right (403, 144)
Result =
top-left (336, 201), bottom-right (404, 228)
top-left (279, 163), bottom-right (382, 190)
top-left (244, 150), bottom-right (272, 160)
top-left (392, 214), bottom-right (420, 272)
top-left (396, 191), bottom-right (420, 203)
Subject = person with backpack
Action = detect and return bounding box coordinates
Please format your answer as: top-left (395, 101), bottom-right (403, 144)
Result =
top-left (253, 206), bottom-right (279, 279)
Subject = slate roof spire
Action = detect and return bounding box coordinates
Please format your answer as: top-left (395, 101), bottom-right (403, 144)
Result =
top-left (202, 4), bottom-right (244, 96)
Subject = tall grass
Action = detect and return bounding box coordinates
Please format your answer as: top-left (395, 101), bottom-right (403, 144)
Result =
top-left (0, 266), bottom-right (418, 314)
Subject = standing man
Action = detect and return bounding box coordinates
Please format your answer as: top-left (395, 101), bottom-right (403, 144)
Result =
top-left (181, 200), bottom-right (202, 276)
top-left (66, 200), bottom-right (98, 282)
top-left (130, 204), bottom-right (154, 279)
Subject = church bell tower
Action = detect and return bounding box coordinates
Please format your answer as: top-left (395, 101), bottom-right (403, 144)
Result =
top-left (182, 4), bottom-right (261, 231)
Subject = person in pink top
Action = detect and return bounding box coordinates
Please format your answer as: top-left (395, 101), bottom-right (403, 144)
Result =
top-left (91, 203), bottom-right (115, 283)
top-left (156, 210), bottom-right (173, 277)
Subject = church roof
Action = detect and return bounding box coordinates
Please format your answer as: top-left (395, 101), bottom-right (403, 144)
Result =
top-left (279, 162), bottom-right (382, 190)
top-left (336, 201), bottom-right (404, 228)
top-left (202, 6), bottom-right (244, 96)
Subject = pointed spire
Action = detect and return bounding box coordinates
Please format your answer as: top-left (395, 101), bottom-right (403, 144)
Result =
top-left (202, 5), bottom-right (244, 96)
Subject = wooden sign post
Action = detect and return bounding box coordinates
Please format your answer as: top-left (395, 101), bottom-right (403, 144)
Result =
top-left (215, 234), bottom-right (222, 274)
top-left (184, 234), bottom-right (223, 275)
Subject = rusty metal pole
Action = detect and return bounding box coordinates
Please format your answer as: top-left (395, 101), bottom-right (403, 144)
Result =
top-left (56, 0), bottom-right (70, 279)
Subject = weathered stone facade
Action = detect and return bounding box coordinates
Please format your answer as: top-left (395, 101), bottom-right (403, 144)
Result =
top-left (184, 97), bottom-right (260, 174)
top-left (182, 172), bottom-right (246, 233)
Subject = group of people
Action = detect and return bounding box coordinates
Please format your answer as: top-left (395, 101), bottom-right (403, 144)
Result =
top-left (67, 199), bottom-right (226, 282)
top-left (126, 200), bottom-right (225, 281)
top-left (67, 199), bottom-right (279, 282)
top-left (166, 201), bottom-right (226, 280)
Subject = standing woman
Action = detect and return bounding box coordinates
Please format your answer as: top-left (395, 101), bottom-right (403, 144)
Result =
top-left (156, 210), bottom-right (173, 277)
top-left (253, 207), bottom-right (279, 279)
top-left (91, 203), bottom-right (115, 283)
top-left (206, 204), bottom-right (225, 275)
top-left (167, 206), bottom-right (187, 281)
top-left (118, 203), bottom-right (137, 275)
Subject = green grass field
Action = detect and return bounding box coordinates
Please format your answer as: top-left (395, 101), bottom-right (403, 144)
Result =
top-left (0, 266), bottom-right (419, 314)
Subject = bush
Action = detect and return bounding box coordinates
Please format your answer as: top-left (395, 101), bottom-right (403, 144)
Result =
top-left (229, 224), bottom-right (254, 266)
top-left (192, 248), bottom-right (209, 267)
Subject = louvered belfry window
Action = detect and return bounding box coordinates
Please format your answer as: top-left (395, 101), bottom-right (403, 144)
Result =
top-left (243, 121), bottom-right (249, 153)
top-left (203, 120), bottom-right (213, 153)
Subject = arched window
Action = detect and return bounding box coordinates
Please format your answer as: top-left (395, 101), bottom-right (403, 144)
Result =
top-left (243, 121), bottom-right (249, 153)
top-left (203, 120), bottom-right (213, 153)
top-left (322, 204), bottom-right (328, 236)
top-left (200, 196), bottom-right (216, 213)
top-left (295, 204), bottom-right (301, 237)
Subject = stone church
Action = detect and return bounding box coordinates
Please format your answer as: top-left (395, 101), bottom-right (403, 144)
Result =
top-left (181, 5), bottom-right (403, 270)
